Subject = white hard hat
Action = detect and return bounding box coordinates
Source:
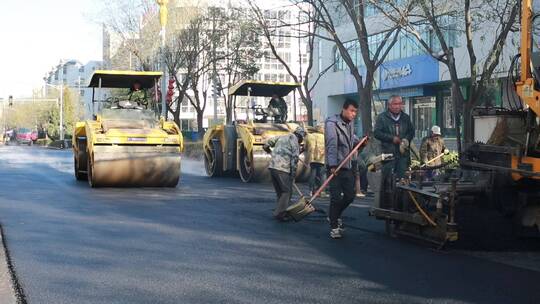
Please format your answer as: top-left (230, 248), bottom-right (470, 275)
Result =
top-left (431, 125), bottom-right (441, 135)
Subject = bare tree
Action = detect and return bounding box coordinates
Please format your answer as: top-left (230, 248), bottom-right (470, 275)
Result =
top-left (213, 7), bottom-right (263, 124)
top-left (372, 0), bottom-right (519, 149)
top-left (164, 14), bottom-right (217, 133)
top-left (291, 0), bottom-right (409, 134)
top-left (100, 0), bottom-right (159, 71)
top-left (247, 1), bottom-right (336, 125)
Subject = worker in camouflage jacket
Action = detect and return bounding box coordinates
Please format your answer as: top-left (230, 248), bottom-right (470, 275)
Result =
top-left (420, 125), bottom-right (448, 179)
top-left (128, 81), bottom-right (148, 106)
top-left (374, 95), bottom-right (414, 178)
top-left (264, 127), bottom-right (305, 221)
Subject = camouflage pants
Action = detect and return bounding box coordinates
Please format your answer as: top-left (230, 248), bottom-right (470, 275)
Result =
top-left (269, 168), bottom-right (293, 217)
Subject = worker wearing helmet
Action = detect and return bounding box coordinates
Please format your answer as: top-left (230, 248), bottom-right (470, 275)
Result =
top-left (420, 125), bottom-right (448, 179)
top-left (263, 126), bottom-right (305, 221)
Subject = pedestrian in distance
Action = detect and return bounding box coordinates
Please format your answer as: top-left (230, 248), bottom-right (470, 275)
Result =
top-left (325, 99), bottom-right (366, 239)
top-left (264, 126), bottom-right (306, 221)
top-left (420, 125), bottom-right (448, 180)
top-left (374, 95), bottom-right (414, 179)
top-left (304, 125), bottom-right (326, 197)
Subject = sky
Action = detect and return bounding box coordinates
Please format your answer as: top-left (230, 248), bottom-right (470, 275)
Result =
top-left (0, 0), bottom-right (102, 99)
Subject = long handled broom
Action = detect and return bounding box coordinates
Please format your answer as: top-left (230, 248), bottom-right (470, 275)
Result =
top-left (286, 136), bottom-right (369, 221)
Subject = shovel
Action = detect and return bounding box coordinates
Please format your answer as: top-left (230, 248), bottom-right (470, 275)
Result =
top-left (420, 152), bottom-right (446, 168)
top-left (286, 136), bottom-right (369, 221)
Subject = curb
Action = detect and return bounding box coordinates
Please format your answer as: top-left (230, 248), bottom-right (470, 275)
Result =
top-left (0, 225), bottom-right (26, 304)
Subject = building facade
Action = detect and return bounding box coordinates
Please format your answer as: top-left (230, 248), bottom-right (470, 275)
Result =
top-left (104, 0), bottom-right (310, 131)
top-left (310, 4), bottom-right (517, 139)
top-left (43, 60), bottom-right (104, 119)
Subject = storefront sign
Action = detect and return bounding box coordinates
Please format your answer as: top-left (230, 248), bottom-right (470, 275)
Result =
top-left (384, 64), bottom-right (412, 81)
top-left (379, 55), bottom-right (439, 90)
top-left (413, 102), bottom-right (436, 108)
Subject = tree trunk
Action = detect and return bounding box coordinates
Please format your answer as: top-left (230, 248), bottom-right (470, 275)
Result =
top-left (462, 101), bottom-right (474, 146)
top-left (451, 83), bottom-right (464, 154)
top-left (173, 109), bottom-right (180, 129)
top-left (303, 90), bottom-right (314, 126)
top-left (197, 110), bottom-right (204, 136)
top-left (306, 99), bottom-right (314, 126)
top-left (358, 84), bottom-right (373, 136)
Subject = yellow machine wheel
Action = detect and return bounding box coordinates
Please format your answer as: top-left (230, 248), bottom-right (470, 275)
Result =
top-left (204, 139), bottom-right (223, 177)
top-left (87, 152), bottom-right (96, 188)
top-left (74, 156), bottom-right (87, 181)
top-left (238, 143), bottom-right (255, 183)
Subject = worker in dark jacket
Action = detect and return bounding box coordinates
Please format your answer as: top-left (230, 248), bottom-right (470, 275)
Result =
top-left (325, 99), bottom-right (366, 239)
top-left (374, 95), bottom-right (414, 178)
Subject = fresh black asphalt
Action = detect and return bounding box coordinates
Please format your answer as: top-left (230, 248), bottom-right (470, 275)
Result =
top-left (0, 146), bottom-right (539, 304)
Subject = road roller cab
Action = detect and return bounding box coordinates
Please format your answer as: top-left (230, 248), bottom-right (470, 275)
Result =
top-left (203, 80), bottom-right (324, 182)
top-left (72, 70), bottom-right (183, 187)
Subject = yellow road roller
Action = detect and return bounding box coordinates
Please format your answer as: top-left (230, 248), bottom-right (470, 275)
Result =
top-left (203, 80), bottom-right (324, 182)
top-left (72, 70), bottom-right (183, 187)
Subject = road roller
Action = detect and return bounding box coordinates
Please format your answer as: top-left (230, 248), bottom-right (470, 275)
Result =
top-left (72, 70), bottom-right (183, 187)
top-left (203, 80), bottom-right (323, 182)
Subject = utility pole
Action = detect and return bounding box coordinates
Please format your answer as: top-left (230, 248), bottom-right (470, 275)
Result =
top-left (59, 61), bottom-right (64, 142)
top-left (77, 75), bottom-right (81, 120)
top-left (157, 0), bottom-right (169, 119)
top-left (211, 9), bottom-right (218, 124)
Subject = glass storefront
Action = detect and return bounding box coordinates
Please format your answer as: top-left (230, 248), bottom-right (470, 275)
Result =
top-left (411, 96), bottom-right (436, 139)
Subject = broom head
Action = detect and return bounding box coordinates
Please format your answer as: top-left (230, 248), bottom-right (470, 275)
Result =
top-left (286, 196), bottom-right (315, 222)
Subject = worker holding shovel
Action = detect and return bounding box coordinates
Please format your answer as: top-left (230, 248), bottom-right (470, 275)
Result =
top-left (264, 127), bottom-right (306, 222)
top-left (325, 99), bottom-right (366, 239)
top-left (420, 125), bottom-right (448, 179)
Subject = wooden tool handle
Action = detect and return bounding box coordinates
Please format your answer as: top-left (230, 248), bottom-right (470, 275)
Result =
top-left (308, 136), bottom-right (368, 204)
top-left (421, 152), bottom-right (445, 168)
top-left (292, 183), bottom-right (304, 197)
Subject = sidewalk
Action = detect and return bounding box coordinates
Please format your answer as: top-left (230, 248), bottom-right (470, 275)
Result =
top-left (0, 227), bottom-right (19, 304)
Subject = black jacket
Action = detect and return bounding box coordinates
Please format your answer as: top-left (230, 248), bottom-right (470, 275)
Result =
top-left (374, 111), bottom-right (414, 155)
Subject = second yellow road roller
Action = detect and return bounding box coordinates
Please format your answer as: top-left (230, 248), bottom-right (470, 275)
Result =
top-left (203, 80), bottom-right (324, 182)
top-left (72, 70), bottom-right (183, 187)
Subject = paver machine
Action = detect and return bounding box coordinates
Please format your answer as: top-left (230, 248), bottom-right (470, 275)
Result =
top-left (72, 70), bottom-right (183, 187)
top-left (370, 0), bottom-right (540, 247)
top-left (203, 80), bottom-right (324, 182)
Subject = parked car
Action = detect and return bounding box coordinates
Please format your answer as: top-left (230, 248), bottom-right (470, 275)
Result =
top-left (16, 128), bottom-right (37, 145)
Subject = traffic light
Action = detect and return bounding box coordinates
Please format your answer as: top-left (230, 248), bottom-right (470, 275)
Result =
top-left (212, 83), bottom-right (222, 96)
top-left (167, 78), bottom-right (175, 104)
top-left (8, 95), bottom-right (12, 107)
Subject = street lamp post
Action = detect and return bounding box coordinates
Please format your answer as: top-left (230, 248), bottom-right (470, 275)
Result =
top-left (156, 0), bottom-right (169, 119)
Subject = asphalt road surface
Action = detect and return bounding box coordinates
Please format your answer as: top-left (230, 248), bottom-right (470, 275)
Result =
top-left (0, 145), bottom-right (539, 304)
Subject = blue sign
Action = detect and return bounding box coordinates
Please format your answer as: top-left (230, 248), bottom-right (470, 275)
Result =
top-left (379, 55), bottom-right (439, 90)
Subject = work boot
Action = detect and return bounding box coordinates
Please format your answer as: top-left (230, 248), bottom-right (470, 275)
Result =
top-left (330, 228), bottom-right (343, 239)
top-left (337, 218), bottom-right (344, 231)
top-left (274, 212), bottom-right (291, 222)
top-left (327, 217), bottom-right (345, 232)
top-left (356, 191), bottom-right (366, 198)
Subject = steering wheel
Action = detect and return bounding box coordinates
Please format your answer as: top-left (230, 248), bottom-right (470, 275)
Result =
top-left (128, 96), bottom-right (148, 109)
top-left (105, 97), bottom-right (120, 107)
